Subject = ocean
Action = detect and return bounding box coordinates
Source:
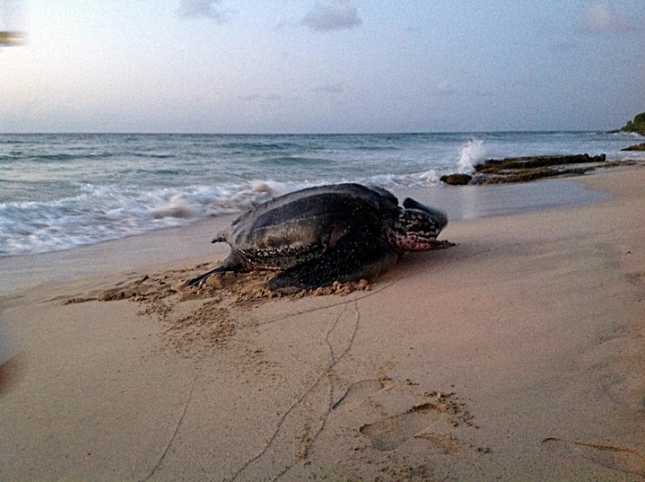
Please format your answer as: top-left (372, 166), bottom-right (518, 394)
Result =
top-left (1, 131), bottom-right (643, 259)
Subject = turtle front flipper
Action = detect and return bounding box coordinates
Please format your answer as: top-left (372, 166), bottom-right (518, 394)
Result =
top-left (266, 230), bottom-right (398, 293)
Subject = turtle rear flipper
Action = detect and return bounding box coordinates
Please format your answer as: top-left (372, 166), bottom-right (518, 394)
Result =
top-left (187, 266), bottom-right (227, 287)
top-left (187, 251), bottom-right (246, 286)
top-left (266, 231), bottom-right (398, 293)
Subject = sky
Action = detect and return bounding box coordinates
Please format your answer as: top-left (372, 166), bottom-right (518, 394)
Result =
top-left (1, 0), bottom-right (644, 133)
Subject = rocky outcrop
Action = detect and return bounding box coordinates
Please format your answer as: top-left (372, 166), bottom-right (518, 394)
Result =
top-left (473, 154), bottom-right (605, 174)
top-left (621, 143), bottom-right (645, 151)
top-left (439, 173), bottom-right (472, 185)
top-left (441, 154), bottom-right (609, 185)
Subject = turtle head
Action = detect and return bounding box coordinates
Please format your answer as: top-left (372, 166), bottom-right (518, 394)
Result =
top-left (386, 198), bottom-right (448, 253)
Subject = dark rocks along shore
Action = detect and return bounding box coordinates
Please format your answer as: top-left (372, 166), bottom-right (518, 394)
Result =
top-left (440, 154), bottom-right (640, 185)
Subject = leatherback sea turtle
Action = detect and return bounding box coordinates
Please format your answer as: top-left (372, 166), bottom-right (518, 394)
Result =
top-left (189, 183), bottom-right (448, 292)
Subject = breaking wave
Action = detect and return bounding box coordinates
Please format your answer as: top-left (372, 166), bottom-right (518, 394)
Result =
top-left (456, 139), bottom-right (487, 174)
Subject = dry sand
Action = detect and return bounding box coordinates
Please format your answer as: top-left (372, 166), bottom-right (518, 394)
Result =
top-left (1, 167), bottom-right (644, 481)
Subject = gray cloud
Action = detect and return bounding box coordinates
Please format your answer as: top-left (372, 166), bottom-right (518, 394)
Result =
top-left (581, 3), bottom-right (636, 33)
top-left (433, 81), bottom-right (460, 97)
top-left (238, 94), bottom-right (283, 105)
top-left (314, 82), bottom-right (344, 94)
top-left (178, 0), bottom-right (228, 22)
top-left (302, 1), bottom-right (363, 32)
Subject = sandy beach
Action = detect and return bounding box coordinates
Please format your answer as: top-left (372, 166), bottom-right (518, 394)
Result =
top-left (1, 167), bottom-right (644, 481)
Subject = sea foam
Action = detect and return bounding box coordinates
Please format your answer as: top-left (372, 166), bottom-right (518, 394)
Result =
top-left (0, 182), bottom-right (294, 257)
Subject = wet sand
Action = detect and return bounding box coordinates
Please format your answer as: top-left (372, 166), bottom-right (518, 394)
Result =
top-left (0, 177), bottom-right (607, 297)
top-left (1, 167), bottom-right (644, 481)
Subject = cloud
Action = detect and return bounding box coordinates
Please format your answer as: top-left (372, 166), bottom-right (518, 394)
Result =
top-left (433, 81), bottom-right (459, 96)
top-left (238, 94), bottom-right (283, 106)
top-left (178, 0), bottom-right (228, 22)
top-left (314, 82), bottom-right (345, 94)
top-left (302, 1), bottom-right (363, 32)
top-left (581, 3), bottom-right (636, 33)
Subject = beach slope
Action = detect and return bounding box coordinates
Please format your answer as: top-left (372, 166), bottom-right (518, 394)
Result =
top-left (1, 168), bottom-right (644, 481)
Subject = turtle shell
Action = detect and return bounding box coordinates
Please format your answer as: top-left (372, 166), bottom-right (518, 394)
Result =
top-left (216, 183), bottom-right (400, 267)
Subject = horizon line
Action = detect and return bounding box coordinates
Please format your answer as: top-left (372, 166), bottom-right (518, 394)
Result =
top-left (0, 129), bottom-right (618, 136)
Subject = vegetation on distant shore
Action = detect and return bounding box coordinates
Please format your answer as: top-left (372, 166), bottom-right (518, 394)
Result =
top-left (620, 112), bottom-right (645, 135)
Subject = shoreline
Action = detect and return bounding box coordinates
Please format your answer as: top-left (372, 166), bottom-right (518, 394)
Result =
top-left (0, 171), bottom-right (613, 298)
top-left (1, 166), bottom-right (644, 480)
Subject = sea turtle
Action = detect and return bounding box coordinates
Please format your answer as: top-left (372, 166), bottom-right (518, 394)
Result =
top-left (188, 183), bottom-right (448, 292)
